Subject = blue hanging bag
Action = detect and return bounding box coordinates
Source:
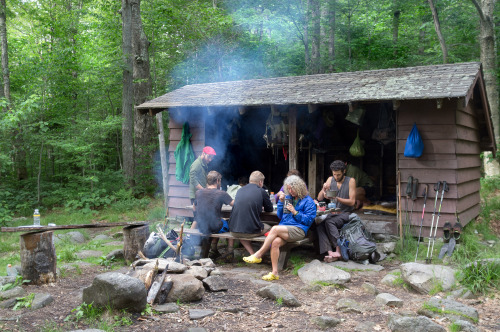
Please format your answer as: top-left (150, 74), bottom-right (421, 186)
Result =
top-left (404, 123), bottom-right (424, 158)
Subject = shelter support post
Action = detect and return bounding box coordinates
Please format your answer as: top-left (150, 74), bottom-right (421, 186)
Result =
top-left (308, 152), bottom-right (318, 198)
top-left (288, 107), bottom-right (297, 170)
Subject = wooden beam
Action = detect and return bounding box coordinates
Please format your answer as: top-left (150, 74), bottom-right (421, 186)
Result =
top-left (436, 99), bottom-right (443, 109)
top-left (308, 104), bottom-right (318, 113)
top-left (288, 107), bottom-right (297, 170)
top-left (392, 100), bottom-right (401, 110)
top-left (308, 152), bottom-right (317, 198)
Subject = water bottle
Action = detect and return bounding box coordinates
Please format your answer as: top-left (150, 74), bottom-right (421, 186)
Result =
top-left (6, 264), bottom-right (18, 277)
top-left (33, 209), bottom-right (40, 226)
top-left (270, 192), bottom-right (276, 205)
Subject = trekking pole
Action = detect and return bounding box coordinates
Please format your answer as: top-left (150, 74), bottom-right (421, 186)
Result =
top-left (426, 181), bottom-right (442, 262)
top-left (403, 176), bottom-right (413, 249)
top-left (415, 184), bottom-right (428, 262)
top-left (408, 178), bottom-right (419, 237)
top-left (429, 181), bottom-right (448, 262)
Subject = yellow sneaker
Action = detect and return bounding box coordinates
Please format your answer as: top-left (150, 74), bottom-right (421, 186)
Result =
top-left (243, 255), bottom-right (262, 264)
top-left (262, 272), bottom-right (279, 281)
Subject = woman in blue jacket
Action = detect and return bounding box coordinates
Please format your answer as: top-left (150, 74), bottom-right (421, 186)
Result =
top-left (243, 175), bottom-right (317, 281)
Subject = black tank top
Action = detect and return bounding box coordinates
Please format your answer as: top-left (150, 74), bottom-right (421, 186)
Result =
top-left (330, 176), bottom-right (354, 212)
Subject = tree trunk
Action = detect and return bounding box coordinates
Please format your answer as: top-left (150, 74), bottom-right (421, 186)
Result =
top-left (327, 0), bottom-right (336, 72)
top-left (123, 224), bottom-right (150, 263)
top-left (392, 0), bottom-right (400, 56)
top-left (20, 231), bottom-right (57, 285)
top-left (303, 2), bottom-right (310, 73)
top-left (428, 0), bottom-right (448, 63)
top-left (310, 0), bottom-right (321, 74)
top-left (131, 0), bottom-right (154, 190)
top-left (121, 0), bottom-right (135, 187)
top-left (471, 0), bottom-right (499, 175)
top-left (0, 0), bottom-right (10, 102)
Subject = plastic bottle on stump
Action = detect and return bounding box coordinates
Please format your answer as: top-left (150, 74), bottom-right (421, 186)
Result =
top-left (33, 209), bottom-right (40, 226)
top-left (6, 264), bottom-right (18, 276)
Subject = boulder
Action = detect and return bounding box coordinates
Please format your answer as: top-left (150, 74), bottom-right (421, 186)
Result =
top-left (0, 286), bottom-right (26, 301)
top-left (143, 259), bottom-right (187, 273)
top-left (184, 266), bottom-right (208, 280)
top-left (189, 309), bottom-right (215, 320)
top-left (361, 282), bottom-right (379, 295)
top-left (202, 276), bottom-right (227, 292)
top-left (82, 272), bottom-right (146, 312)
top-left (418, 297), bottom-right (479, 324)
top-left (376, 241), bottom-right (397, 254)
top-left (375, 293), bottom-right (403, 307)
top-left (310, 316), bottom-right (341, 329)
top-left (31, 293), bottom-right (54, 310)
top-left (298, 259), bottom-right (351, 285)
top-left (93, 234), bottom-right (111, 241)
top-left (61, 231), bottom-right (86, 244)
top-left (336, 298), bottom-right (364, 313)
top-left (381, 274), bottom-right (401, 287)
top-left (154, 303), bottom-right (179, 313)
top-left (76, 250), bottom-right (103, 259)
top-left (256, 284), bottom-right (301, 307)
top-left (329, 260), bottom-right (385, 272)
top-left (0, 276), bottom-right (16, 287)
top-left (106, 249), bottom-right (124, 260)
top-left (400, 263), bottom-right (456, 294)
top-left (166, 274), bottom-right (205, 303)
top-left (387, 314), bottom-right (446, 332)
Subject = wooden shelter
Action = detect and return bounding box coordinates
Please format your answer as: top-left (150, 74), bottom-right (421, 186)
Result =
top-left (137, 62), bottom-right (496, 236)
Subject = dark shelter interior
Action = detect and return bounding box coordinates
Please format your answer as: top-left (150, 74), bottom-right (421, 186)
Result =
top-left (204, 102), bottom-right (397, 202)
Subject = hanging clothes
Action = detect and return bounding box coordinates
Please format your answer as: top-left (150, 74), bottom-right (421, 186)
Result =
top-left (174, 122), bottom-right (196, 184)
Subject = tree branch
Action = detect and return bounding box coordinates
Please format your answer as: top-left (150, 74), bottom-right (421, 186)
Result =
top-left (470, 0), bottom-right (486, 22)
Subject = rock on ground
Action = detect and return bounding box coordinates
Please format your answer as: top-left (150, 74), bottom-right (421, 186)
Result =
top-left (166, 274), bottom-right (205, 303)
top-left (387, 314), bottom-right (446, 332)
top-left (256, 284), bottom-right (301, 307)
top-left (31, 293), bottom-right (54, 310)
top-left (82, 272), bottom-right (146, 312)
top-left (298, 259), bottom-right (351, 285)
top-left (400, 262), bottom-right (456, 294)
top-left (419, 297), bottom-right (479, 324)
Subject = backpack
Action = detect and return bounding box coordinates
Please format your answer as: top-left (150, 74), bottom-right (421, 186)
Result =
top-left (339, 214), bottom-right (379, 262)
top-left (143, 229), bottom-right (195, 259)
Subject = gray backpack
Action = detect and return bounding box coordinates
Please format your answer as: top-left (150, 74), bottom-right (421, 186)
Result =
top-left (339, 214), bottom-right (378, 261)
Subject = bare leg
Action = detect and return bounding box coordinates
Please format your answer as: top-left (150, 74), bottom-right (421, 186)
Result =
top-left (227, 238), bottom-right (234, 252)
top-left (253, 226), bottom-right (290, 259)
top-left (240, 239), bottom-right (255, 255)
top-left (270, 237), bottom-right (285, 276)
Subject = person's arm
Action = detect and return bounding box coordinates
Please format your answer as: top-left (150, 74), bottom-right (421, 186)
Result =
top-left (291, 197), bottom-right (317, 227)
top-left (262, 189), bottom-right (274, 212)
top-left (317, 176), bottom-right (332, 201)
top-left (336, 177), bottom-right (356, 207)
top-left (229, 199), bottom-right (234, 207)
top-left (276, 193), bottom-right (286, 219)
top-left (189, 161), bottom-right (204, 190)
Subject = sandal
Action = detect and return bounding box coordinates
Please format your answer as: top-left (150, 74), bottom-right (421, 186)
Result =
top-left (262, 272), bottom-right (279, 281)
top-left (442, 222), bottom-right (452, 241)
top-left (243, 255), bottom-right (262, 264)
top-left (453, 222), bottom-right (462, 240)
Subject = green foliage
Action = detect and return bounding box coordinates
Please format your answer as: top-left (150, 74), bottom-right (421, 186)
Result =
top-left (275, 297), bottom-right (283, 306)
top-left (0, 276), bottom-right (30, 292)
top-left (57, 245), bottom-right (78, 263)
top-left (288, 253), bottom-right (307, 275)
top-left (459, 261), bottom-right (500, 295)
top-left (448, 322), bottom-right (460, 332)
top-left (13, 293), bottom-right (35, 310)
top-left (99, 255), bottom-right (115, 268)
top-left (141, 303), bottom-right (155, 316)
top-left (65, 302), bottom-right (103, 323)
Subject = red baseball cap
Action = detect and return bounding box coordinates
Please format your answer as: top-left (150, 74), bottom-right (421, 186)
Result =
top-left (202, 146), bottom-right (216, 156)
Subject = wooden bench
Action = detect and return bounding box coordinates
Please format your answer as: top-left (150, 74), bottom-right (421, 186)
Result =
top-left (180, 228), bottom-right (311, 271)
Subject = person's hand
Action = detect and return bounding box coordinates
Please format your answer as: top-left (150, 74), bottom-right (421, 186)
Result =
top-left (286, 202), bottom-right (297, 215)
top-left (278, 192), bottom-right (285, 201)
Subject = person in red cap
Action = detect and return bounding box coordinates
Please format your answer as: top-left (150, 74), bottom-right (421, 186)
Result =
top-left (189, 146), bottom-right (216, 206)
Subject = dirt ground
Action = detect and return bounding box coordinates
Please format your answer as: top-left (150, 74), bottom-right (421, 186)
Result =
top-left (0, 247), bottom-right (499, 332)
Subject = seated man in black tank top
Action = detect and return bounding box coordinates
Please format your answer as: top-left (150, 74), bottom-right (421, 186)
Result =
top-left (316, 160), bottom-right (356, 262)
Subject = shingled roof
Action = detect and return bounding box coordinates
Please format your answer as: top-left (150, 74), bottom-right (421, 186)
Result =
top-left (137, 62), bottom-right (484, 109)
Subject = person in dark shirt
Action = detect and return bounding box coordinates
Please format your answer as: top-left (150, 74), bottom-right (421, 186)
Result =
top-left (194, 171), bottom-right (234, 259)
top-left (316, 160), bottom-right (356, 262)
top-left (229, 171), bottom-right (274, 255)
